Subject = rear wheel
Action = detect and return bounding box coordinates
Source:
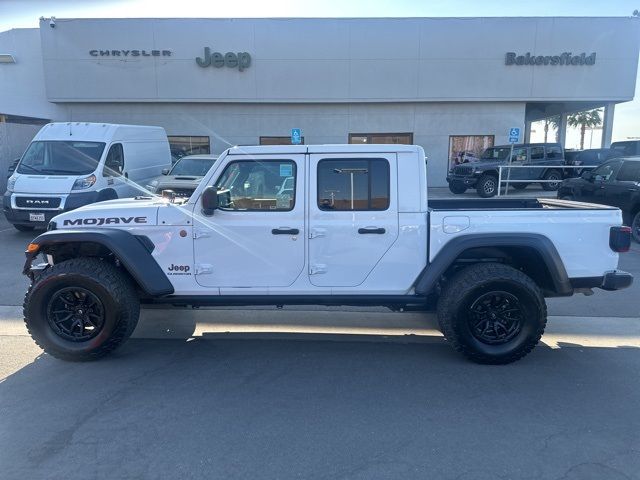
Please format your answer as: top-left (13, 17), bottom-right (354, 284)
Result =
top-left (24, 257), bottom-right (140, 361)
top-left (13, 224), bottom-right (35, 232)
top-left (476, 175), bottom-right (498, 198)
top-left (437, 263), bottom-right (547, 364)
top-left (541, 169), bottom-right (562, 191)
top-left (448, 181), bottom-right (467, 195)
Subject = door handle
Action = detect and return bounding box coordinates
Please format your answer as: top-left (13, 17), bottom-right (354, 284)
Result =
top-left (272, 228), bottom-right (299, 235)
top-left (358, 227), bottom-right (386, 234)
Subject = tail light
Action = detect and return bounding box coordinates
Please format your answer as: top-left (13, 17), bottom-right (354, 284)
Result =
top-left (610, 226), bottom-right (631, 253)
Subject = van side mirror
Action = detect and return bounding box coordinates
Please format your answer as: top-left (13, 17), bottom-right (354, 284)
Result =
top-left (201, 186), bottom-right (219, 216)
top-left (161, 168), bottom-right (170, 175)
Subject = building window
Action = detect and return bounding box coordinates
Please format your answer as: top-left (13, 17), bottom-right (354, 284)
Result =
top-left (448, 135), bottom-right (495, 171)
top-left (167, 136), bottom-right (210, 163)
top-left (214, 160), bottom-right (296, 211)
top-left (317, 158), bottom-right (390, 211)
top-left (259, 136), bottom-right (305, 145)
top-left (349, 133), bottom-right (413, 145)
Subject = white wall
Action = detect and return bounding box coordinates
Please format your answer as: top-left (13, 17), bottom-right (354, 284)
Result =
top-left (38, 17), bottom-right (639, 103)
top-left (65, 101), bottom-right (526, 186)
top-left (0, 29), bottom-right (66, 120)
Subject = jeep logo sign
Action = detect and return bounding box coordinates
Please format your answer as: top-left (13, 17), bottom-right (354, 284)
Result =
top-left (196, 47), bottom-right (251, 71)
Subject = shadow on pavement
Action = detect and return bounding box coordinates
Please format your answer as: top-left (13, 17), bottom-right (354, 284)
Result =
top-left (1, 336), bottom-right (639, 480)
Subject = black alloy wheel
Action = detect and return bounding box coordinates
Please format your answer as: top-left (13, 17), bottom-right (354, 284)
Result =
top-left (467, 291), bottom-right (522, 345)
top-left (47, 287), bottom-right (105, 342)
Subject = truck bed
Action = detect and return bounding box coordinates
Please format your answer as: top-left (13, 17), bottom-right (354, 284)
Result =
top-left (428, 198), bottom-right (617, 211)
top-left (427, 197), bottom-right (623, 280)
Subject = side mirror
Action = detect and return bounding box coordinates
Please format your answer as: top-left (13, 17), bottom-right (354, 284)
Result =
top-left (161, 168), bottom-right (170, 175)
top-left (581, 171), bottom-right (593, 181)
top-left (201, 186), bottom-right (219, 216)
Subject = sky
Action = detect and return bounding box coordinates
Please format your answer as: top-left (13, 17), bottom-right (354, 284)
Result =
top-left (1, 0), bottom-right (639, 144)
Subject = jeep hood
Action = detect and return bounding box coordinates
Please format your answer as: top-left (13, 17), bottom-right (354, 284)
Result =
top-left (52, 197), bottom-right (166, 228)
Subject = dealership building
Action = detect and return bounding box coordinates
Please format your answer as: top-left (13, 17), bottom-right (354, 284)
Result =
top-left (0, 16), bottom-right (638, 188)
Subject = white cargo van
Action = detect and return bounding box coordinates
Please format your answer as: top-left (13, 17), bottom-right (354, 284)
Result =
top-left (4, 122), bottom-right (171, 231)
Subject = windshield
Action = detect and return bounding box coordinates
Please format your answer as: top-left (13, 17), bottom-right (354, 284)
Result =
top-left (169, 157), bottom-right (215, 176)
top-left (480, 147), bottom-right (512, 160)
top-left (17, 141), bottom-right (105, 175)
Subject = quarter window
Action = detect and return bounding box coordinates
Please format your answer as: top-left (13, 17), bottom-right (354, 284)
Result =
top-left (214, 160), bottom-right (296, 211)
top-left (317, 158), bottom-right (389, 211)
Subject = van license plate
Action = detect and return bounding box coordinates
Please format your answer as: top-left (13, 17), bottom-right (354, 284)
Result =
top-left (29, 213), bottom-right (45, 222)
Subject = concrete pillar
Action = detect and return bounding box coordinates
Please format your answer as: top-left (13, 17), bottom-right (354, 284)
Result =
top-left (524, 120), bottom-right (532, 143)
top-left (558, 112), bottom-right (568, 147)
top-left (601, 103), bottom-right (615, 148)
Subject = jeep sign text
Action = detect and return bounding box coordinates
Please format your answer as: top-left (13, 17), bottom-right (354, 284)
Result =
top-left (196, 47), bottom-right (251, 71)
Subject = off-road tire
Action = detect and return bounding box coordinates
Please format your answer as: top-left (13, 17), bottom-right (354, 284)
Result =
top-left (541, 169), bottom-right (562, 191)
top-left (437, 262), bottom-right (547, 364)
top-left (448, 181), bottom-right (467, 195)
top-left (632, 211), bottom-right (640, 243)
top-left (13, 224), bottom-right (35, 232)
top-left (476, 174), bottom-right (498, 198)
top-left (24, 257), bottom-right (140, 361)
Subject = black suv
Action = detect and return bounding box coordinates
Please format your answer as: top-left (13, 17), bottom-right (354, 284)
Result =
top-left (447, 143), bottom-right (564, 197)
top-left (557, 157), bottom-right (640, 242)
top-left (564, 148), bottom-right (617, 178)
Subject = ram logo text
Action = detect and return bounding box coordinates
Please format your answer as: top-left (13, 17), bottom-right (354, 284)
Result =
top-left (63, 217), bottom-right (147, 226)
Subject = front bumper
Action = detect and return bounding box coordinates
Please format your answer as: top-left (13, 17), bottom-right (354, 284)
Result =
top-left (446, 174), bottom-right (480, 187)
top-left (570, 271), bottom-right (634, 292)
top-left (3, 191), bottom-right (101, 228)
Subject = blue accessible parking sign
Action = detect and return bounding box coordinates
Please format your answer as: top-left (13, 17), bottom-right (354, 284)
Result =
top-left (291, 128), bottom-right (302, 145)
top-left (508, 127), bottom-right (520, 143)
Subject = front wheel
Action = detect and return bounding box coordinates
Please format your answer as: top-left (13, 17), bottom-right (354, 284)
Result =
top-left (476, 175), bottom-right (498, 198)
top-left (24, 257), bottom-right (140, 361)
top-left (448, 181), bottom-right (467, 195)
top-left (437, 263), bottom-right (547, 364)
top-left (541, 169), bottom-right (562, 191)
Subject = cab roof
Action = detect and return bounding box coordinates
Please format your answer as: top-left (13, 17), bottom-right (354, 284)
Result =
top-left (34, 122), bottom-right (167, 142)
top-left (226, 144), bottom-right (423, 155)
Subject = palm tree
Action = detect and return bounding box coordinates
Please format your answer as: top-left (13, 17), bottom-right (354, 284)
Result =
top-left (543, 115), bottom-right (560, 142)
top-left (567, 109), bottom-right (603, 149)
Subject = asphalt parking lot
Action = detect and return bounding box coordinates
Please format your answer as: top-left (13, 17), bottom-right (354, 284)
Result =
top-left (1, 195), bottom-right (639, 480)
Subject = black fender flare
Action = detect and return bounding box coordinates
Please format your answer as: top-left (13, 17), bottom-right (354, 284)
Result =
top-left (414, 233), bottom-right (572, 296)
top-left (24, 228), bottom-right (174, 296)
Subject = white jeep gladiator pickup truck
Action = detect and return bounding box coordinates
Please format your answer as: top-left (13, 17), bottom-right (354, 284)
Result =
top-left (22, 145), bottom-right (633, 364)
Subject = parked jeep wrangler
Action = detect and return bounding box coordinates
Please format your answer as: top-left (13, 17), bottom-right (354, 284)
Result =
top-left (22, 145), bottom-right (632, 364)
top-left (447, 143), bottom-right (565, 197)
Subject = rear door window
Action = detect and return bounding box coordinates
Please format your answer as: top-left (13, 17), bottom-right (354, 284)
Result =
top-left (530, 147), bottom-right (544, 161)
top-left (615, 161), bottom-right (640, 182)
top-left (317, 158), bottom-right (389, 211)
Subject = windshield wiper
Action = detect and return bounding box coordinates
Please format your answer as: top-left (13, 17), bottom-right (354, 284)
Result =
top-left (17, 163), bottom-right (45, 174)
